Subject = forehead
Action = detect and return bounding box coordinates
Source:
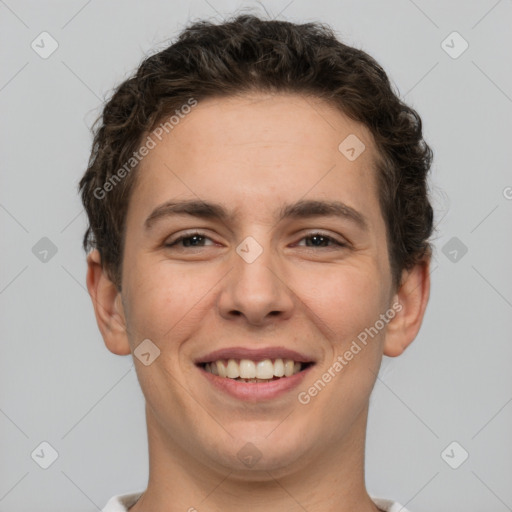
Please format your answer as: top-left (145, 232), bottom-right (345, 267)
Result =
top-left (131, 93), bottom-right (383, 227)
top-left (149, 93), bottom-right (377, 168)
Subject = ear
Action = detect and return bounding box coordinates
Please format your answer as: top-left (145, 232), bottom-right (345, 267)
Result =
top-left (86, 249), bottom-right (131, 356)
top-left (383, 255), bottom-right (431, 357)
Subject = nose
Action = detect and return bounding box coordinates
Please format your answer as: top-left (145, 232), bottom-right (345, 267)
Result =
top-left (217, 236), bottom-right (295, 327)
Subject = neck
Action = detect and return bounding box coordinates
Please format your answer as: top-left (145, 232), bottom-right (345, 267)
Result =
top-left (129, 404), bottom-right (380, 512)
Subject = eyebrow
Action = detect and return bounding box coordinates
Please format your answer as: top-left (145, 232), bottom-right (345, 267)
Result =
top-left (144, 198), bottom-right (369, 232)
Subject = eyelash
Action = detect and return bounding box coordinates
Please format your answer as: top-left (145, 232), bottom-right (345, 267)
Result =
top-left (165, 231), bottom-right (348, 249)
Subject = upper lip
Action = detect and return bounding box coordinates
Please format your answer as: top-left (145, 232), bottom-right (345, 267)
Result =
top-left (195, 346), bottom-right (315, 365)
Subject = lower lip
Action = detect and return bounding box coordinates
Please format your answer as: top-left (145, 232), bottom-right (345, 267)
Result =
top-left (198, 365), bottom-right (313, 401)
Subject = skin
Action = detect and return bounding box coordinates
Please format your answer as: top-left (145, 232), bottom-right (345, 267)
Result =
top-left (86, 93), bottom-right (430, 512)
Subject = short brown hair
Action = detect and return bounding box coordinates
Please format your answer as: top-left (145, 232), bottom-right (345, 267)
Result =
top-left (79, 13), bottom-right (434, 291)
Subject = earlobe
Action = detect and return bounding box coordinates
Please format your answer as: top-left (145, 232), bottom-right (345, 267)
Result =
top-left (383, 256), bottom-right (431, 357)
top-left (86, 249), bottom-right (132, 356)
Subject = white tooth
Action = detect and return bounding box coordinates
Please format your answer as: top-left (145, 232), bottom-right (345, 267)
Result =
top-left (293, 362), bottom-right (302, 375)
top-left (239, 359), bottom-right (256, 379)
top-left (216, 360), bottom-right (227, 378)
top-left (210, 362), bottom-right (219, 375)
top-left (274, 358), bottom-right (285, 377)
top-left (256, 359), bottom-right (274, 379)
top-left (226, 359), bottom-right (240, 378)
top-left (284, 359), bottom-right (294, 377)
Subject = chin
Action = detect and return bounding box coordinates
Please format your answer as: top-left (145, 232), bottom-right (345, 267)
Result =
top-left (198, 429), bottom-right (314, 479)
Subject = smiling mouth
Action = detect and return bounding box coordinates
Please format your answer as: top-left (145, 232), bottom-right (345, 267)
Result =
top-left (199, 358), bottom-right (314, 383)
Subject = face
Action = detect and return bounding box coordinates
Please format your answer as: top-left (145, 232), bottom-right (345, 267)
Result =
top-left (111, 93), bottom-right (402, 476)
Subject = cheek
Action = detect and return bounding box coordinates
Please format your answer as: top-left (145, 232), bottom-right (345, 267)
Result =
top-left (294, 263), bottom-right (387, 347)
top-left (122, 257), bottom-right (219, 343)
top-left (299, 267), bottom-right (388, 414)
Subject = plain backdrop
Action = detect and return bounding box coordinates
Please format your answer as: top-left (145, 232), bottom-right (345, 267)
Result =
top-left (1, 1), bottom-right (511, 511)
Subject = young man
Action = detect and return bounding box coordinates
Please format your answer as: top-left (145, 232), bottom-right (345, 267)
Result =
top-left (80, 14), bottom-right (433, 512)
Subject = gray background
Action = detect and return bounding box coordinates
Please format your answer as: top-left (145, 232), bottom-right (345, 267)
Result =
top-left (1, 0), bottom-right (511, 511)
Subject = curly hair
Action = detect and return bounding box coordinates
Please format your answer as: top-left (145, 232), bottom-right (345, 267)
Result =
top-left (79, 13), bottom-right (434, 291)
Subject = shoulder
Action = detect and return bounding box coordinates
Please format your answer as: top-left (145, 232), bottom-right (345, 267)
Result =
top-left (371, 496), bottom-right (412, 512)
top-left (101, 491), bottom-right (144, 512)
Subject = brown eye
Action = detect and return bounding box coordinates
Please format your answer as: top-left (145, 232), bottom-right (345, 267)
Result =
top-left (165, 231), bottom-right (215, 248)
top-left (295, 232), bottom-right (347, 249)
